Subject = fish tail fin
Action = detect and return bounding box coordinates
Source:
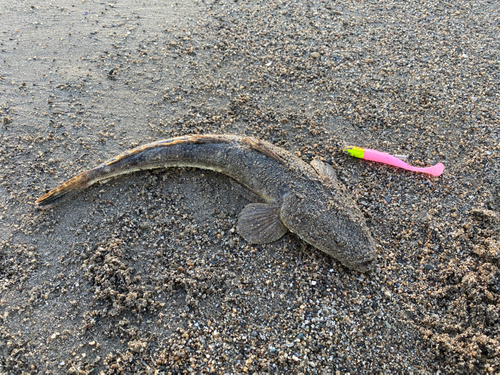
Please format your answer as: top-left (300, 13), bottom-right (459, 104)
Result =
top-left (35, 170), bottom-right (94, 209)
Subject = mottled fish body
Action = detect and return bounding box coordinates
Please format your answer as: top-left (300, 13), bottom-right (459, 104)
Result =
top-left (36, 134), bottom-right (377, 272)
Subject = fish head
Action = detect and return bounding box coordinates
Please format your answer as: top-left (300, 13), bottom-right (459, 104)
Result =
top-left (280, 192), bottom-right (377, 272)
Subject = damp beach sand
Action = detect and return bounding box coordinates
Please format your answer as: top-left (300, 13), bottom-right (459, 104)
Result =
top-left (0, 0), bottom-right (499, 373)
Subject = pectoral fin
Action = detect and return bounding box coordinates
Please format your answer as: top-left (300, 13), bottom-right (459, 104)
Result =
top-left (237, 203), bottom-right (288, 244)
top-left (310, 158), bottom-right (338, 182)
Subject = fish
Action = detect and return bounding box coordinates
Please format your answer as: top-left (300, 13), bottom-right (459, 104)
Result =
top-left (36, 134), bottom-right (377, 272)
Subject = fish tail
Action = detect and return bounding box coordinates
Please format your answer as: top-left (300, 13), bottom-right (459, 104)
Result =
top-left (35, 170), bottom-right (95, 209)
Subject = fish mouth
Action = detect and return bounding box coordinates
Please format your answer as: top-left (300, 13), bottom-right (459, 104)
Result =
top-left (352, 258), bottom-right (376, 273)
top-left (297, 235), bottom-right (376, 272)
top-left (343, 250), bottom-right (376, 272)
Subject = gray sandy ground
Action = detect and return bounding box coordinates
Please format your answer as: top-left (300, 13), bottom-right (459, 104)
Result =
top-left (0, 0), bottom-right (499, 373)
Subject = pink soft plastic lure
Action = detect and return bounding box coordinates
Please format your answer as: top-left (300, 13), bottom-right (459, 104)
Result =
top-left (343, 146), bottom-right (444, 177)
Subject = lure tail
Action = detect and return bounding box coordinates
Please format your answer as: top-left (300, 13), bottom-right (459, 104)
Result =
top-left (344, 146), bottom-right (444, 177)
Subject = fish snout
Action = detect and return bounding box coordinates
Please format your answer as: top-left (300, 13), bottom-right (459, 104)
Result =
top-left (348, 254), bottom-right (376, 273)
